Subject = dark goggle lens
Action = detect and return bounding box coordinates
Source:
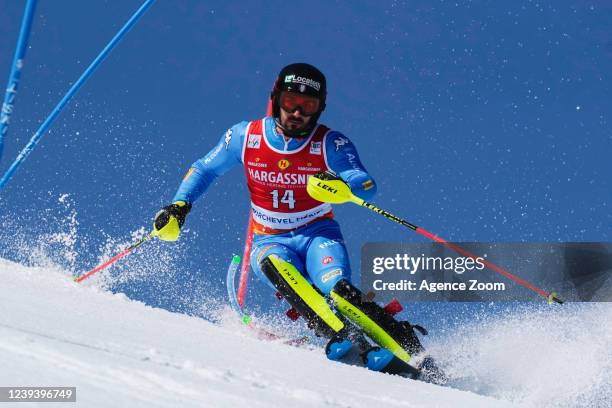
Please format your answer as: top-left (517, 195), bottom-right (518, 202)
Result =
top-left (279, 92), bottom-right (320, 116)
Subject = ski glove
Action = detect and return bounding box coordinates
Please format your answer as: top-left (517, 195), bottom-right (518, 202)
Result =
top-left (308, 171), bottom-right (355, 204)
top-left (153, 201), bottom-right (192, 241)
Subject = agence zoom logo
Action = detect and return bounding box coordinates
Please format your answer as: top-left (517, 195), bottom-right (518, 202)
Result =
top-left (372, 254), bottom-right (486, 275)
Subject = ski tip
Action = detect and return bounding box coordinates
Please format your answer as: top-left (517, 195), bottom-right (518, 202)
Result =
top-left (547, 292), bottom-right (564, 305)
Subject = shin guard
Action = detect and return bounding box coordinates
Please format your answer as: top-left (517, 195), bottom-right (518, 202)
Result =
top-left (260, 254), bottom-right (346, 338)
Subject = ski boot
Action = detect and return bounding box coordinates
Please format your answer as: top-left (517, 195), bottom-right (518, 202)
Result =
top-left (361, 346), bottom-right (421, 378)
top-left (330, 280), bottom-right (424, 356)
top-left (325, 325), bottom-right (371, 362)
top-left (329, 279), bottom-right (447, 384)
top-left (260, 254), bottom-right (446, 384)
top-left (326, 332), bottom-right (430, 381)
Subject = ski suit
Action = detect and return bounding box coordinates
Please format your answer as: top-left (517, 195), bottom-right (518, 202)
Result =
top-left (172, 117), bottom-right (376, 295)
top-left (170, 117), bottom-right (444, 381)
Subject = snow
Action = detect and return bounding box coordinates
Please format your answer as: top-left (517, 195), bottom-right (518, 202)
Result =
top-left (0, 258), bottom-right (516, 408)
top-left (432, 305), bottom-right (612, 406)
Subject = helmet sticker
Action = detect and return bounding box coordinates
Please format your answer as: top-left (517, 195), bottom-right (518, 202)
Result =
top-left (284, 74), bottom-right (321, 91)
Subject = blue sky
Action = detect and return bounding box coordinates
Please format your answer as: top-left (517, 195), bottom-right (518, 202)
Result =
top-left (0, 1), bottom-right (610, 323)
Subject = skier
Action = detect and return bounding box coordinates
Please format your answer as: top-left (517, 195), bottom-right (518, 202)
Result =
top-left (153, 63), bottom-right (438, 380)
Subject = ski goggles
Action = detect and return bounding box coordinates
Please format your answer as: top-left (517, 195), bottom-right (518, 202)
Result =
top-left (279, 91), bottom-right (321, 116)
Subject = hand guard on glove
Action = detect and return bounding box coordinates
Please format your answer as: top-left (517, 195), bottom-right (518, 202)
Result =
top-left (312, 170), bottom-right (343, 182)
top-left (308, 171), bottom-right (356, 204)
top-left (153, 201), bottom-right (192, 241)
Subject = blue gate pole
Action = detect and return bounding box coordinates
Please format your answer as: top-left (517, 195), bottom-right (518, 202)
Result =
top-left (0, 0), bottom-right (156, 192)
top-left (0, 0), bottom-right (38, 160)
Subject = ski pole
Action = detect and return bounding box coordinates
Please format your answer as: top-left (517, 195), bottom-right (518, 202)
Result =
top-left (0, 0), bottom-right (156, 192)
top-left (0, 0), bottom-right (38, 160)
top-left (74, 231), bottom-right (156, 283)
top-left (307, 175), bottom-right (564, 304)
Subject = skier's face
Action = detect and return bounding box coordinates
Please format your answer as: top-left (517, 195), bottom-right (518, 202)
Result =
top-left (278, 91), bottom-right (320, 133)
top-left (279, 107), bottom-right (312, 132)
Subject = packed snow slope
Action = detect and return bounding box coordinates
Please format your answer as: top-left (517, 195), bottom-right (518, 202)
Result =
top-left (0, 259), bottom-right (514, 408)
top-left (1, 258), bottom-right (610, 407)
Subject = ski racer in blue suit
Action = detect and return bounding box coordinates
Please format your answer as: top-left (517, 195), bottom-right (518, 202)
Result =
top-left (171, 117), bottom-right (375, 296)
top-left (153, 63), bottom-right (442, 382)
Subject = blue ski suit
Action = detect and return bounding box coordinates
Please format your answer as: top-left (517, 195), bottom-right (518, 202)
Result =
top-left (172, 117), bottom-right (376, 295)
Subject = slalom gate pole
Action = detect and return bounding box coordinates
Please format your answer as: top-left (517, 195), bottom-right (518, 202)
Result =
top-left (0, 0), bottom-right (38, 160)
top-left (226, 254), bottom-right (251, 324)
top-left (234, 98), bottom-right (274, 307)
top-left (307, 175), bottom-right (564, 304)
top-left (74, 231), bottom-right (156, 283)
top-left (237, 212), bottom-right (254, 307)
top-left (0, 0), bottom-right (156, 192)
